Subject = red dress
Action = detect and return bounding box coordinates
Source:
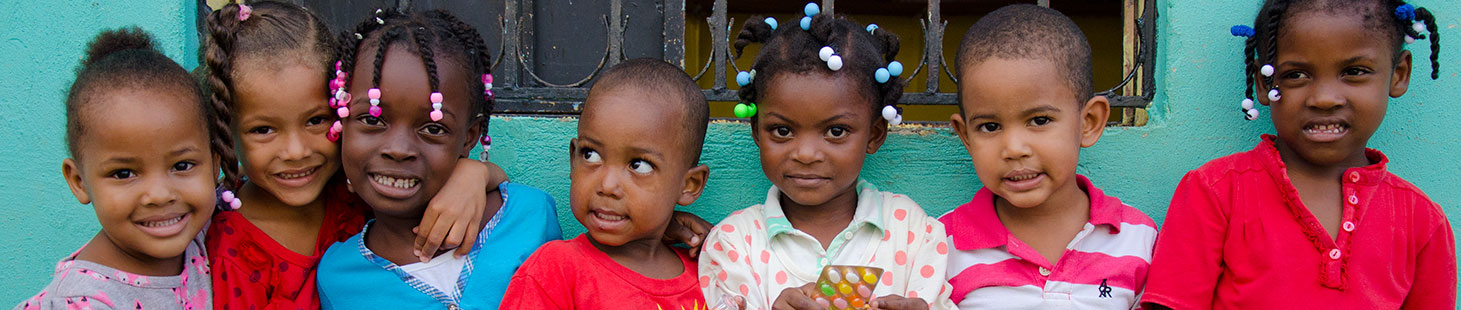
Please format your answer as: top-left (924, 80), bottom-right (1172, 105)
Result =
top-left (207, 179), bottom-right (368, 310)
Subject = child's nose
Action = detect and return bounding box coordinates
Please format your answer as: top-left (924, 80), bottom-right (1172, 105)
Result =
top-left (279, 131), bottom-right (312, 161)
top-left (999, 132), bottom-right (1033, 161)
top-left (1308, 81), bottom-right (1346, 111)
top-left (789, 138), bottom-right (824, 165)
top-left (379, 131), bottom-right (418, 162)
top-left (596, 170), bottom-right (624, 199)
top-left (139, 175), bottom-right (179, 207)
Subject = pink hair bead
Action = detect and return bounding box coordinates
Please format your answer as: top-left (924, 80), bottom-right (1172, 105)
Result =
top-left (369, 106), bottom-right (382, 117)
top-left (336, 106), bottom-right (350, 118)
top-left (237, 4), bottom-right (252, 21)
top-left (430, 92), bottom-right (443, 103)
top-left (368, 88), bottom-right (381, 99)
top-left (482, 74), bottom-right (493, 84)
top-left (221, 191), bottom-right (235, 202)
top-left (229, 198), bottom-right (242, 210)
top-left (429, 110), bottom-right (444, 121)
top-left (335, 61), bottom-right (343, 71)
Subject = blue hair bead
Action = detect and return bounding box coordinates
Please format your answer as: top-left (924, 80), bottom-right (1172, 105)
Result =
top-left (800, 16), bottom-right (812, 30)
top-left (887, 61), bottom-right (903, 77)
top-left (1230, 25), bottom-right (1255, 38)
top-left (1396, 4), bottom-right (1416, 21)
top-left (866, 24), bottom-right (879, 33)
top-left (804, 2), bottom-right (820, 16)
top-left (765, 17), bottom-right (779, 30)
top-left (875, 68), bottom-right (891, 83)
top-left (736, 71), bottom-right (751, 87)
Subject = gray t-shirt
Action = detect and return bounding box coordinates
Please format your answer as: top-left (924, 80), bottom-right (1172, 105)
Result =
top-left (14, 232), bottom-right (210, 310)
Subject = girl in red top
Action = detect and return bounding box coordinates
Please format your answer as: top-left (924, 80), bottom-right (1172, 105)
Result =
top-left (1144, 1), bottom-right (1453, 309)
top-left (200, 2), bottom-right (509, 308)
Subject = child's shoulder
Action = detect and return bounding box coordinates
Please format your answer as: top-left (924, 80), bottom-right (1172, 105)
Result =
top-left (1084, 177), bottom-right (1158, 229)
top-left (514, 237), bottom-right (591, 276)
top-left (1377, 172), bottom-right (1450, 225)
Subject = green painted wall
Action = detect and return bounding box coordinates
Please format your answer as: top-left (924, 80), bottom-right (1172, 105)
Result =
top-left (3, 0), bottom-right (1458, 303)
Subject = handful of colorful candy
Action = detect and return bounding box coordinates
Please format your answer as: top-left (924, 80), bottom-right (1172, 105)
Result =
top-left (812, 265), bottom-right (883, 310)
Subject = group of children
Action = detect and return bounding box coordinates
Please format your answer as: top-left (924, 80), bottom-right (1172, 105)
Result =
top-left (16, 0), bottom-right (1454, 309)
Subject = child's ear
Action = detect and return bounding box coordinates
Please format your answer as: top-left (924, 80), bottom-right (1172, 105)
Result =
top-left (461, 120), bottom-right (484, 155)
top-left (1079, 95), bottom-right (1110, 148)
top-left (949, 113), bottom-right (975, 154)
top-left (62, 159), bottom-right (90, 205)
top-left (865, 117), bottom-right (889, 154)
top-left (1389, 50), bottom-right (1413, 98)
top-left (676, 164), bottom-right (710, 206)
top-left (1254, 69), bottom-right (1274, 106)
top-left (567, 138), bottom-right (579, 163)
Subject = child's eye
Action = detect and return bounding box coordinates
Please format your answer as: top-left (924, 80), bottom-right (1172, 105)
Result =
top-left (172, 161), bottom-right (196, 172)
top-left (109, 169), bottom-right (136, 180)
top-left (771, 127), bottom-right (792, 138)
top-left (581, 150), bottom-right (602, 163)
top-left (1342, 67), bottom-right (1372, 77)
top-left (629, 159), bottom-right (655, 174)
top-left (358, 116), bottom-right (384, 127)
top-left (247, 126), bottom-right (275, 135)
top-left (420, 124), bottom-right (448, 136)
top-left (306, 116), bottom-right (328, 127)
top-left (1281, 71), bottom-right (1310, 80)
top-left (977, 122), bottom-right (1000, 133)
top-left (825, 127), bottom-right (848, 139)
top-left (1029, 116), bottom-right (1052, 127)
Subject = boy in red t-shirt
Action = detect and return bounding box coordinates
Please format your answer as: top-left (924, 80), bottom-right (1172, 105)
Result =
top-left (499, 59), bottom-right (711, 309)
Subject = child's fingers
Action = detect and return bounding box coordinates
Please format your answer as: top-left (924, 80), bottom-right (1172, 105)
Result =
top-left (414, 213), bottom-right (457, 262)
top-left (871, 295), bottom-right (927, 310)
top-left (452, 220), bottom-right (480, 258)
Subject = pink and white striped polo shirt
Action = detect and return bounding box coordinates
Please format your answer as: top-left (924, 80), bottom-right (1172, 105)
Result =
top-left (938, 175), bottom-right (1157, 309)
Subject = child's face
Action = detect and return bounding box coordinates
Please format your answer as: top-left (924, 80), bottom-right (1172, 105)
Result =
top-left (233, 63), bottom-right (340, 206)
top-left (1257, 12), bottom-right (1410, 168)
top-left (570, 87), bottom-right (708, 247)
top-left (341, 47), bottom-right (480, 218)
top-left (755, 73), bottom-right (887, 207)
top-left (62, 89), bottom-right (217, 261)
top-left (951, 58), bottom-right (1107, 209)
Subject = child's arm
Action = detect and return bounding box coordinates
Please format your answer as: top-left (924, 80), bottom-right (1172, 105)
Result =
top-left (1140, 171), bottom-right (1228, 309)
top-left (700, 220), bottom-right (772, 310)
top-left (770, 284), bottom-right (823, 310)
top-left (414, 158), bottom-right (509, 262)
top-left (1400, 207), bottom-right (1456, 309)
top-left (665, 211), bottom-right (713, 258)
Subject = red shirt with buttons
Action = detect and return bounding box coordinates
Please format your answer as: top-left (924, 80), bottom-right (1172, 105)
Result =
top-left (1142, 135), bottom-right (1456, 309)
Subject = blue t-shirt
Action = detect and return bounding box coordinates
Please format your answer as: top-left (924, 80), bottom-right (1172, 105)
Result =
top-left (317, 182), bottom-right (562, 309)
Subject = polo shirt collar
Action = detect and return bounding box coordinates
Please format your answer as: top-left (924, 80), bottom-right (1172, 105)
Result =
top-left (764, 179), bottom-right (885, 239)
top-left (941, 174), bottom-right (1120, 251)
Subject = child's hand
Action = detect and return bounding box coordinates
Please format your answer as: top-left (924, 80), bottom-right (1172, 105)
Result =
top-left (662, 211), bottom-right (712, 258)
top-left (772, 283), bottom-right (822, 310)
top-left (870, 295), bottom-right (928, 310)
top-left (413, 159), bottom-right (509, 262)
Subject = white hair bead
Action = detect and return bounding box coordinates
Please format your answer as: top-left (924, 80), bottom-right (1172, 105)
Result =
top-left (881, 105), bottom-right (898, 121)
top-left (890, 115), bottom-right (903, 126)
top-left (1245, 108), bottom-right (1260, 120)
top-left (1406, 35), bottom-right (1417, 44)
top-left (827, 55), bottom-right (843, 71)
top-left (1413, 21), bottom-right (1427, 33)
top-left (1241, 98), bottom-right (1254, 110)
top-left (819, 46), bottom-right (834, 61)
top-left (1268, 89), bottom-right (1281, 101)
top-left (1260, 64), bottom-right (1274, 77)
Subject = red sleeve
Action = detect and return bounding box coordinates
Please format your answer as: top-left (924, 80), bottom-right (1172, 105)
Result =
top-left (499, 244), bottom-right (571, 310)
top-left (1401, 204), bottom-right (1457, 310)
top-left (1142, 171), bottom-right (1228, 309)
top-left (207, 216), bottom-right (277, 308)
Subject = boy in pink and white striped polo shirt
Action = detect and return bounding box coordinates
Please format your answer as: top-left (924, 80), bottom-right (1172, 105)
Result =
top-left (939, 4), bottom-right (1157, 309)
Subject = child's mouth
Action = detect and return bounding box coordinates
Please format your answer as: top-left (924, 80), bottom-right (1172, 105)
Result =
top-left (272, 166), bottom-right (318, 188)
top-left (135, 213), bottom-right (189, 238)
top-left (588, 209), bottom-right (629, 232)
top-left (1002, 170), bottom-right (1045, 192)
top-left (1303, 122), bottom-right (1349, 143)
top-left (368, 173), bottom-right (420, 199)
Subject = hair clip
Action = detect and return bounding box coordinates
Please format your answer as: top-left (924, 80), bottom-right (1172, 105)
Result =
top-left (881, 105), bottom-right (902, 126)
top-left (368, 88), bottom-right (382, 117)
top-left (866, 24), bottom-right (879, 34)
top-left (479, 135), bottom-right (492, 162)
top-left (1395, 4), bottom-right (1417, 21)
top-left (374, 8), bottom-right (386, 25)
top-left (237, 4), bottom-right (253, 21)
top-left (765, 17), bottom-right (778, 30)
top-left (220, 190), bottom-right (242, 210)
top-left (734, 102), bottom-right (758, 118)
top-left (482, 74), bottom-right (494, 99)
top-left (1229, 25), bottom-right (1254, 38)
top-left (429, 92), bottom-right (444, 121)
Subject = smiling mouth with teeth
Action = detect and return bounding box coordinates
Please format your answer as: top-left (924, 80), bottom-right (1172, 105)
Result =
top-left (1007, 173), bottom-right (1039, 181)
top-left (139, 215), bottom-right (184, 227)
top-left (1306, 123), bottom-right (1348, 134)
top-left (371, 174), bottom-right (419, 189)
top-left (278, 167), bottom-right (316, 179)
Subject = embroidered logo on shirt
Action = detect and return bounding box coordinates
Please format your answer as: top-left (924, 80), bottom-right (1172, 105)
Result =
top-left (1098, 279), bottom-right (1113, 298)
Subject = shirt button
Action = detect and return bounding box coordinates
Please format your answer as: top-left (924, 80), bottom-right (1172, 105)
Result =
top-left (1343, 221), bottom-right (1355, 232)
top-left (1347, 195), bottom-right (1359, 205)
top-left (1038, 267), bottom-right (1052, 276)
top-left (819, 257), bottom-right (829, 266)
top-left (1328, 249), bottom-right (1342, 260)
top-left (1348, 172), bottom-right (1361, 183)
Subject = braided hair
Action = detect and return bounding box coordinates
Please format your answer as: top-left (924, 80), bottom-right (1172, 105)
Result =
top-left (338, 9), bottom-right (494, 140)
top-left (202, 0), bottom-right (336, 191)
top-left (1242, 0), bottom-right (1442, 104)
top-left (733, 13), bottom-right (903, 122)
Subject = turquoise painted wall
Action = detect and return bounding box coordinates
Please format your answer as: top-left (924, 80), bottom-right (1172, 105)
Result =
top-left (2, 0), bottom-right (1457, 303)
